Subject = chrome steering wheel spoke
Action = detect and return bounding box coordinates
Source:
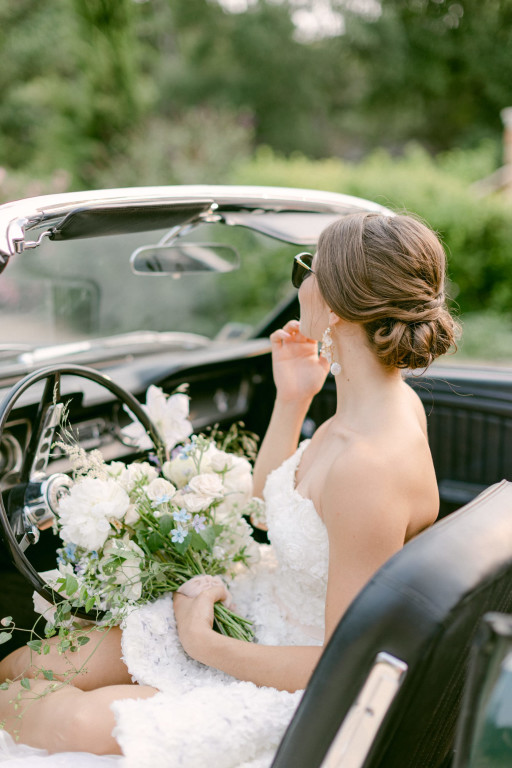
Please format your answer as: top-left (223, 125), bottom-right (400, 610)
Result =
top-left (20, 372), bottom-right (62, 483)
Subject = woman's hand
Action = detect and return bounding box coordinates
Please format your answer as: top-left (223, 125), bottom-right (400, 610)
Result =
top-left (173, 579), bottom-right (230, 662)
top-left (270, 320), bottom-right (329, 403)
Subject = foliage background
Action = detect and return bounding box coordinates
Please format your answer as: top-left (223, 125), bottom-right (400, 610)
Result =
top-left (1, 0), bottom-right (512, 360)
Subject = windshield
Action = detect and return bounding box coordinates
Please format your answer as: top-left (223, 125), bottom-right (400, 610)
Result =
top-left (0, 222), bottom-right (300, 358)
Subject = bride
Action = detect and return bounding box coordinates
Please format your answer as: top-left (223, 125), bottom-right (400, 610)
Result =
top-left (0, 212), bottom-right (459, 766)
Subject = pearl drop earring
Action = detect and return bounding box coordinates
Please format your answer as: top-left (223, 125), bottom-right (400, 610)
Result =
top-left (321, 326), bottom-right (341, 376)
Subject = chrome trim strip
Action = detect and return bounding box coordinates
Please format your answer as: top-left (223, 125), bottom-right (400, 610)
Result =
top-left (320, 652), bottom-right (408, 768)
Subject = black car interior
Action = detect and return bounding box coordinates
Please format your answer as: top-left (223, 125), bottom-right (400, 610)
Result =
top-left (1, 191), bottom-right (512, 766)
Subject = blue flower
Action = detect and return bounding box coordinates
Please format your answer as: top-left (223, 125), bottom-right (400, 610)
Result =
top-left (64, 543), bottom-right (77, 562)
top-left (192, 515), bottom-right (207, 533)
top-left (171, 527), bottom-right (187, 543)
top-left (152, 494), bottom-right (173, 508)
top-left (173, 508), bottom-right (191, 524)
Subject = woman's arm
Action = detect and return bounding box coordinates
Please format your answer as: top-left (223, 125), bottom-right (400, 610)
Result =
top-left (173, 583), bottom-right (322, 692)
top-left (174, 450), bottom-right (411, 692)
top-left (252, 321), bottom-right (328, 498)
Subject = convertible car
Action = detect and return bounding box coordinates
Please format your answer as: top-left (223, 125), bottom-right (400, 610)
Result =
top-left (0, 186), bottom-right (511, 767)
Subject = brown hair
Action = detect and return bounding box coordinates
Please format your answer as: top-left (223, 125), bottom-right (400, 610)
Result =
top-left (315, 212), bottom-right (460, 369)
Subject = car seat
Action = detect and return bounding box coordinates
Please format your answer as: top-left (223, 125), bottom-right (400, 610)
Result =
top-left (271, 480), bottom-right (512, 768)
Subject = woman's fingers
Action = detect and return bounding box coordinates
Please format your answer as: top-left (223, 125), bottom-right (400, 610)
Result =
top-left (176, 575), bottom-right (233, 608)
top-left (270, 322), bottom-right (316, 346)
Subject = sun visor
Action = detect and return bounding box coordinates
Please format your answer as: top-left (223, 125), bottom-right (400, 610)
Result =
top-left (221, 211), bottom-right (347, 245)
top-left (49, 200), bottom-right (213, 241)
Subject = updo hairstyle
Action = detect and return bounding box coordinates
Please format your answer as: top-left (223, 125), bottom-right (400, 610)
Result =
top-left (315, 212), bottom-right (460, 370)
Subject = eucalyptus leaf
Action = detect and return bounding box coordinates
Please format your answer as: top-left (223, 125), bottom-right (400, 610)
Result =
top-left (199, 526), bottom-right (217, 550)
top-left (173, 536), bottom-right (190, 555)
top-left (147, 532), bottom-right (162, 552)
top-left (189, 531), bottom-right (208, 552)
top-left (159, 514), bottom-right (173, 536)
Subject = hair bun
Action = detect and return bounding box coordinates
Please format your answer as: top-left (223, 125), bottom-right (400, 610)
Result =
top-left (370, 307), bottom-right (458, 369)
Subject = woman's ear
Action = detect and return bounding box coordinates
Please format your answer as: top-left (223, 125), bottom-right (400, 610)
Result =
top-left (328, 310), bottom-right (342, 327)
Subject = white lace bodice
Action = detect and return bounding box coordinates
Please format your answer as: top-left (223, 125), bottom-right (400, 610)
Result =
top-left (264, 439), bottom-right (329, 638)
top-left (228, 440), bottom-right (329, 645)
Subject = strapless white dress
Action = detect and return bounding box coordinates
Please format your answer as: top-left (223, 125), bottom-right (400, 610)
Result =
top-left (0, 441), bottom-right (330, 768)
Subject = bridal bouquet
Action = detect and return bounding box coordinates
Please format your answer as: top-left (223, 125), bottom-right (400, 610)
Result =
top-left (36, 386), bottom-right (262, 643)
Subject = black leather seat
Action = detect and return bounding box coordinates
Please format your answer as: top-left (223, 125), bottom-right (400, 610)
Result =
top-left (271, 480), bottom-right (512, 768)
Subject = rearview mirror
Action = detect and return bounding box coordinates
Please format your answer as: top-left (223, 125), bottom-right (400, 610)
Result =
top-left (130, 243), bottom-right (239, 276)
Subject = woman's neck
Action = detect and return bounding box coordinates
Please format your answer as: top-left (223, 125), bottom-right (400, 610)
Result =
top-left (330, 324), bottom-right (404, 429)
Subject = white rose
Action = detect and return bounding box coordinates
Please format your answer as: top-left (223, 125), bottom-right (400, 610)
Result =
top-left (181, 473), bottom-right (224, 512)
top-left (162, 442), bottom-right (220, 488)
top-left (118, 462), bottom-right (158, 493)
top-left (107, 461), bottom-right (127, 479)
top-left (57, 478), bottom-right (130, 551)
top-left (146, 478), bottom-right (176, 502)
top-left (122, 387), bottom-right (193, 453)
top-left (209, 450), bottom-right (234, 473)
top-left (163, 456), bottom-right (195, 488)
top-left (124, 504), bottom-right (140, 525)
top-left (219, 455), bottom-right (253, 512)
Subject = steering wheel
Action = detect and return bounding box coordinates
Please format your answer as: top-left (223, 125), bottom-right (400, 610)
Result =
top-left (0, 364), bottom-right (164, 620)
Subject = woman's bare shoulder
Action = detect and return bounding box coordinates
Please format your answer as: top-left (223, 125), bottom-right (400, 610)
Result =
top-left (321, 421), bottom-right (437, 537)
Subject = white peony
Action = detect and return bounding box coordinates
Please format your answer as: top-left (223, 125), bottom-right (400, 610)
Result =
top-left (180, 472), bottom-right (224, 512)
top-left (122, 386), bottom-right (193, 452)
top-left (57, 478), bottom-right (130, 551)
top-left (145, 478), bottom-right (176, 502)
top-left (118, 462), bottom-right (158, 493)
top-left (101, 535), bottom-right (144, 602)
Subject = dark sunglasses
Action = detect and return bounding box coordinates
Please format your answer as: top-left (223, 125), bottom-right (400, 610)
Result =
top-left (292, 252), bottom-right (315, 289)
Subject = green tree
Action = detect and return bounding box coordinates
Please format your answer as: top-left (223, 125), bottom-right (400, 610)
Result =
top-left (341, 0), bottom-right (512, 152)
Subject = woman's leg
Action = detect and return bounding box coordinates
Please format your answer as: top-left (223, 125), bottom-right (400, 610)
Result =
top-left (0, 679), bottom-right (157, 754)
top-left (0, 626), bottom-right (132, 691)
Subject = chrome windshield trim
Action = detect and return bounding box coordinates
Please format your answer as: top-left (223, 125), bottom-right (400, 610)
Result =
top-left (0, 185), bottom-right (392, 259)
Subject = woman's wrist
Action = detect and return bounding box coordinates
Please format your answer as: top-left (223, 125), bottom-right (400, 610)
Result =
top-left (191, 625), bottom-right (227, 666)
top-left (274, 395), bottom-right (312, 412)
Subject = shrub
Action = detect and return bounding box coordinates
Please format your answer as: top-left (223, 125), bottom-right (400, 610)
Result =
top-left (229, 142), bottom-right (512, 317)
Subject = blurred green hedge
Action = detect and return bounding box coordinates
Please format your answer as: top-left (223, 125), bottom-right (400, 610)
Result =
top-left (229, 141), bottom-right (512, 317)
